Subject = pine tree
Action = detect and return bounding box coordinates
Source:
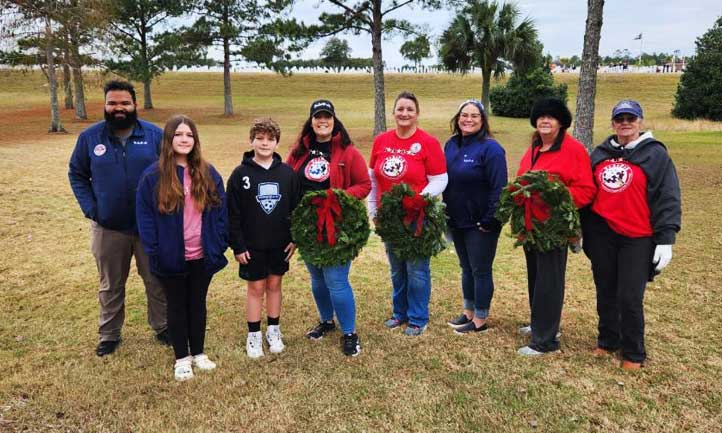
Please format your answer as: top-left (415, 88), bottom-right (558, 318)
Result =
top-left (672, 16), bottom-right (722, 121)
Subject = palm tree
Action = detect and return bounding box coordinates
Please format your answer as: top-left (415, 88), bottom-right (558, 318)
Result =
top-left (439, 0), bottom-right (538, 110)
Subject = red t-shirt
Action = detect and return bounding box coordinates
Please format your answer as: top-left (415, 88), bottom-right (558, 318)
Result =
top-left (592, 159), bottom-right (653, 238)
top-left (369, 128), bottom-right (446, 202)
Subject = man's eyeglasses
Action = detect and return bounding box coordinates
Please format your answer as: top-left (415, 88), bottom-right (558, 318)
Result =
top-left (613, 114), bottom-right (639, 124)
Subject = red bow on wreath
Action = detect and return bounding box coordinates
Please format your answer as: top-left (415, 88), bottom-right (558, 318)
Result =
top-left (512, 190), bottom-right (551, 231)
top-left (311, 189), bottom-right (343, 246)
top-left (401, 193), bottom-right (427, 237)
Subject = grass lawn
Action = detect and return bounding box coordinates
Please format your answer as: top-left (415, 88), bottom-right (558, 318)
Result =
top-left (0, 70), bottom-right (721, 433)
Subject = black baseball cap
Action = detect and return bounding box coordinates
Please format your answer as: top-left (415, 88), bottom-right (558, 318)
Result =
top-left (310, 99), bottom-right (335, 117)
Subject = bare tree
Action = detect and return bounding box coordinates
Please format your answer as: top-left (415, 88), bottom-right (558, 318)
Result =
top-left (4, 0), bottom-right (66, 132)
top-left (314, 1), bottom-right (442, 136)
top-left (573, 0), bottom-right (604, 151)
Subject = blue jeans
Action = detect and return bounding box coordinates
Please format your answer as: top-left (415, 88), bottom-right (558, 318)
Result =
top-left (451, 227), bottom-right (500, 319)
top-left (305, 261), bottom-right (356, 334)
top-left (385, 245), bottom-right (431, 327)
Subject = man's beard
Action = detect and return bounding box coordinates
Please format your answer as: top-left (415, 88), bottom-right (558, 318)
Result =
top-left (104, 109), bottom-right (138, 131)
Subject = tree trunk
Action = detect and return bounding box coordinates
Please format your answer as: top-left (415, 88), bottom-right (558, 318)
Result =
top-left (573, 0), bottom-right (604, 151)
top-left (63, 45), bottom-right (74, 110)
top-left (71, 64), bottom-right (87, 119)
top-left (45, 16), bottom-right (65, 133)
top-left (143, 78), bottom-right (153, 110)
top-left (140, 21), bottom-right (153, 109)
top-left (71, 42), bottom-right (87, 120)
top-left (223, 35), bottom-right (233, 116)
top-left (370, 0), bottom-right (386, 136)
top-left (481, 65), bottom-right (492, 112)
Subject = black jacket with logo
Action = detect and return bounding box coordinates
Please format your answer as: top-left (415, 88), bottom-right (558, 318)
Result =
top-left (226, 151), bottom-right (300, 254)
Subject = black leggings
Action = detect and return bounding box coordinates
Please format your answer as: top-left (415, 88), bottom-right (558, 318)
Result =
top-left (158, 259), bottom-right (213, 360)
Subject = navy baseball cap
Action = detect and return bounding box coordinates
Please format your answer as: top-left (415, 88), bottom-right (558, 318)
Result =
top-left (310, 99), bottom-right (335, 117)
top-left (611, 100), bottom-right (643, 119)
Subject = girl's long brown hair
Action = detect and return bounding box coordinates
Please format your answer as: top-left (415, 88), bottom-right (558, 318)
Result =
top-left (157, 115), bottom-right (220, 214)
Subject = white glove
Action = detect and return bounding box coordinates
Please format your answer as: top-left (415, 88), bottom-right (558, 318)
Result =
top-left (653, 245), bottom-right (673, 271)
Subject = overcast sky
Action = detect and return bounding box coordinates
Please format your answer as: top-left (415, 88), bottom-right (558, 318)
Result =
top-left (286, 0), bottom-right (721, 67)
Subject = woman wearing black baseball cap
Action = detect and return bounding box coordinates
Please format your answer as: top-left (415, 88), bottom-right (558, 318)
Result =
top-left (582, 100), bottom-right (681, 369)
top-left (514, 97), bottom-right (596, 356)
top-left (286, 99), bottom-right (371, 356)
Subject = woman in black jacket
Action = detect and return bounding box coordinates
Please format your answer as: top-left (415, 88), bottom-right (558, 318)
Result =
top-left (582, 100), bottom-right (681, 370)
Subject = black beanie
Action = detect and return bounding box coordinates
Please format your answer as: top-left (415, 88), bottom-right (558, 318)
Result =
top-left (529, 98), bottom-right (572, 129)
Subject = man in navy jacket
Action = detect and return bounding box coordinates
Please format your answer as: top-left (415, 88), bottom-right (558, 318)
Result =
top-left (68, 80), bottom-right (168, 357)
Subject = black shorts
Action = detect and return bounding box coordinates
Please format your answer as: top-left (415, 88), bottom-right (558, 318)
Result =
top-left (238, 247), bottom-right (290, 281)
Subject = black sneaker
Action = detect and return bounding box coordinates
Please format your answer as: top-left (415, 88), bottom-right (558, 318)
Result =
top-left (447, 314), bottom-right (472, 328)
top-left (453, 321), bottom-right (489, 335)
top-left (306, 321), bottom-right (336, 340)
top-left (96, 339), bottom-right (121, 357)
top-left (342, 333), bottom-right (361, 357)
top-left (155, 329), bottom-right (172, 346)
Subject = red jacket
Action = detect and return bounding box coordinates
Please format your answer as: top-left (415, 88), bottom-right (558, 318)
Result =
top-left (286, 133), bottom-right (371, 200)
top-left (517, 132), bottom-right (596, 208)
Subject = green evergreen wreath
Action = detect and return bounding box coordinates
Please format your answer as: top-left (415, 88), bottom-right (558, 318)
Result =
top-left (496, 170), bottom-right (580, 252)
top-left (375, 183), bottom-right (447, 260)
top-left (291, 189), bottom-right (370, 267)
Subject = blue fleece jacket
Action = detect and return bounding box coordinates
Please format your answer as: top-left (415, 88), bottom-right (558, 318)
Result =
top-left (135, 162), bottom-right (228, 278)
top-left (68, 120), bottom-right (162, 231)
top-left (443, 134), bottom-right (508, 230)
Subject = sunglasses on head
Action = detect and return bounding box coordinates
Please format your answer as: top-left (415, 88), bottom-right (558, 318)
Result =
top-left (613, 114), bottom-right (638, 123)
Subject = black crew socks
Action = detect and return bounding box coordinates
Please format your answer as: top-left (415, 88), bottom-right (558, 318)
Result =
top-left (267, 316), bottom-right (279, 326)
top-left (248, 321), bottom-right (261, 333)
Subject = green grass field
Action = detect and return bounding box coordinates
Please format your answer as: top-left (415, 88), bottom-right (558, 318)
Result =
top-left (1, 70), bottom-right (721, 433)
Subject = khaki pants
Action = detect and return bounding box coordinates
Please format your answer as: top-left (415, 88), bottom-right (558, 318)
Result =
top-left (91, 222), bottom-right (167, 342)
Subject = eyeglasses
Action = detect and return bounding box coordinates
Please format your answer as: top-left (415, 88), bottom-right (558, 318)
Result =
top-left (613, 115), bottom-right (639, 124)
top-left (460, 113), bottom-right (482, 119)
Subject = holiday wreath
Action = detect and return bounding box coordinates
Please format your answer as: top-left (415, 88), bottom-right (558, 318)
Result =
top-left (375, 183), bottom-right (447, 260)
top-left (495, 170), bottom-right (580, 252)
top-left (291, 189), bottom-right (370, 267)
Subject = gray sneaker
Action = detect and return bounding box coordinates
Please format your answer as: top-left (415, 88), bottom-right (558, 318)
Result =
top-left (403, 324), bottom-right (427, 336)
top-left (383, 317), bottom-right (407, 329)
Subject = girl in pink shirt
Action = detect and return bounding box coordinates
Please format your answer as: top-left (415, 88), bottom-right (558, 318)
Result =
top-left (136, 115), bottom-right (228, 381)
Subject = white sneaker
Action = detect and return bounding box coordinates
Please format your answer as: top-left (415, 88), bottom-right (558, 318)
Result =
top-left (517, 345), bottom-right (560, 357)
top-left (246, 331), bottom-right (264, 359)
top-left (518, 325), bottom-right (532, 336)
top-left (174, 356), bottom-right (194, 381)
top-left (518, 325), bottom-right (562, 340)
top-left (192, 353), bottom-right (216, 371)
top-left (266, 325), bottom-right (285, 354)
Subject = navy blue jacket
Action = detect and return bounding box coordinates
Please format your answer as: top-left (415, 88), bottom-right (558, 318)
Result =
top-left (136, 162), bottom-right (228, 278)
top-left (68, 120), bottom-right (162, 231)
top-left (443, 134), bottom-right (508, 230)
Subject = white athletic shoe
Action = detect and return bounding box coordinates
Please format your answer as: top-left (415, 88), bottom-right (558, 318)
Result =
top-left (246, 331), bottom-right (264, 359)
top-left (266, 325), bottom-right (285, 354)
top-left (174, 356), bottom-right (194, 381)
top-left (192, 353), bottom-right (216, 371)
top-left (518, 325), bottom-right (562, 340)
top-left (518, 325), bottom-right (532, 336)
top-left (517, 345), bottom-right (560, 357)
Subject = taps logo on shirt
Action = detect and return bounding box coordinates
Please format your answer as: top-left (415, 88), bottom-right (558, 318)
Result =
top-left (381, 155), bottom-right (407, 180)
top-left (256, 182), bottom-right (282, 214)
top-left (304, 157), bottom-right (330, 182)
top-left (599, 162), bottom-right (633, 193)
top-left (93, 144), bottom-right (106, 156)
